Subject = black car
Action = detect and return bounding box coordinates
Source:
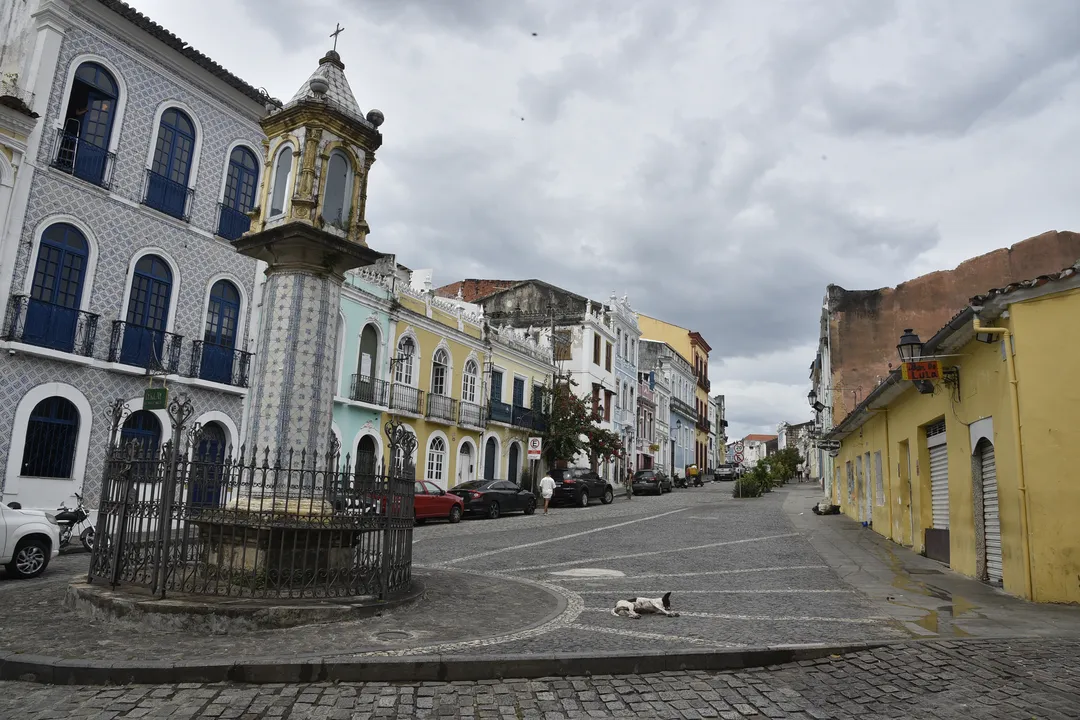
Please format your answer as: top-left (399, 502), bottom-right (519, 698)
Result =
top-left (449, 479), bottom-right (536, 519)
top-left (550, 467), bottom-right (615, 507)
top-left (632, 469), bottom-right (671, 495)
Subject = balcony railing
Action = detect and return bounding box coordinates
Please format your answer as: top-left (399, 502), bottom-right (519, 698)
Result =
top-left (51, 130), bottom-right (116, 189)
top-left (216, 202), bottom-right (252, 241)
top-left (511, 405), bottom-right (535, 429)
top-left (672, 396), bottom-right (695, 418)
top-left (189, 340), bottom-right (252, 387)
top-left (489, 400), bottom-right (512, 424)
top-left (350, 375), bottom-right (389, 406)
top-left (426, 393), bottom-right (457, 423)
top-left (697, 374), bottom-right (711, 392)
top-left (3, 295), bottom-right (98, 357)
top-left (142, 169), bottom-right (194, 222)
top-left (459, 401), bottom-right (486, 428)
top-left (388, 383), bottom-right (424, 415)
top-left (108, 320), bottom-right (183, 373)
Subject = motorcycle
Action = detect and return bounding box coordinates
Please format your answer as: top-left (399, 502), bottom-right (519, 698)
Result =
top-left (673, 475), bottom-right (688, 489)
top-left (56, 493), bottom-right (95, 552)
top-left (690, 475), bottom-right (704, 487)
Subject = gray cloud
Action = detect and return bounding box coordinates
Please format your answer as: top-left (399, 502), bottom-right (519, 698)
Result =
top-left (129, 0), bottom-right (1080, 436)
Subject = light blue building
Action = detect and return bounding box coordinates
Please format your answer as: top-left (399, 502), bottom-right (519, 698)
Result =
top-left (640, 339), bottom-right (696, 478)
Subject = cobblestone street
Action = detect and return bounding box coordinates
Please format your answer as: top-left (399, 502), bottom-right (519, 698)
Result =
top-left (3, 484), bottom-right (1080, 718)
top-left (3, 638), bottom-right (1079, 719)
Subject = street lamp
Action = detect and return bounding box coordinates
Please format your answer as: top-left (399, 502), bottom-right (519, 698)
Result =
top-left (807, 388), bottom-right (817, 407)
top-left (897, 329), bottom-right (923, 363)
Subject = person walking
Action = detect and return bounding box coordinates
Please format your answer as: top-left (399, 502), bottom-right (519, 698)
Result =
top-left (625, 467), bottom-right (634, 500)
top-left (539, 471), bottom-right (556, 515)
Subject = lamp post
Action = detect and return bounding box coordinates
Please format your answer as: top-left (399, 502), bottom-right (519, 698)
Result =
top-left (807, 388), bottom-right (817, 407)
top-left (673, 418), bottom-right (682, 479)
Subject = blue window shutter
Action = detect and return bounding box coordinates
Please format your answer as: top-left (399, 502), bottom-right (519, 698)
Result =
top-left (491, 371), bottom-right (502, 402)
top-left (513, 378), bottom-right (525, 406)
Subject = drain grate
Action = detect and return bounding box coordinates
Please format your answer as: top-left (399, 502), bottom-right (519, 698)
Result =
top-left (374, 630), bottom-right (413, 641)
top-left (908, 569), bottom-right (943, 575)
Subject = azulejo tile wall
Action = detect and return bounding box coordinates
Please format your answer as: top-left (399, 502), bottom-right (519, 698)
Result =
top-left (247, 271), bottom-right (341, 460)
top-left (0, 13), bottom-right (266, 507)
top-left (0, 352), bottom-right (243, 508)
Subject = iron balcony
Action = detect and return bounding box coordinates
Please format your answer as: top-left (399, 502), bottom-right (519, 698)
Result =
top-left (189, 340), bottom-right (253, 387)
top-left (3, 294), bottom-right (98, 357)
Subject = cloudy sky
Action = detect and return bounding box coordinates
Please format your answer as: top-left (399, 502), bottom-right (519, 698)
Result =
top-left (131, 0), bottom-right (1080, 439)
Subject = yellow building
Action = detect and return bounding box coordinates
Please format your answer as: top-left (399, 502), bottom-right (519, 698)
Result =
top-left (825, 260), bottom-right (1080, 603)
top-left (637, 315), bottom-right (713, 472)
top-left (483, 324), bottom-right (556, 488)
top-left (384, 286), bottom-right (489, 490)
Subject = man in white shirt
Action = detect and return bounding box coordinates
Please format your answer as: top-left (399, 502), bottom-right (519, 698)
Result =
top-left (539, 472), bottom-right (556, 515)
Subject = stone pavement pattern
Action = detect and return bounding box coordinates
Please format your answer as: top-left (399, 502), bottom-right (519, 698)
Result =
top-left (2, 639), bottom-right (1078, 719)
top-left (0, 486), bottom-right (909, 662)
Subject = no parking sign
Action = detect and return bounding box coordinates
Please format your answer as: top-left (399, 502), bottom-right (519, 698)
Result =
top-left (528, 437), bottom-right (542, 460)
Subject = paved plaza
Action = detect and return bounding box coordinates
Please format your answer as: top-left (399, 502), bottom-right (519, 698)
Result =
top-left (2, 484), bottom-right (1080, 718)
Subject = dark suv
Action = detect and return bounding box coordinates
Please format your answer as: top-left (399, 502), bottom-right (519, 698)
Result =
top-left (632, 469), bottom-right (671, 495)
top-left (550, 467), bottom-right (615, 507)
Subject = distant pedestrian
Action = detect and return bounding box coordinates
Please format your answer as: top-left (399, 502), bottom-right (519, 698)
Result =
top-left (625, 468), bottom-right (634, 499)
top-left (539, 472), bottom-right (556, 515)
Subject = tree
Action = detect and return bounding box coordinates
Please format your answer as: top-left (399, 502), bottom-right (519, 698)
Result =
top-left (538, 378), bottom-right (624, 468)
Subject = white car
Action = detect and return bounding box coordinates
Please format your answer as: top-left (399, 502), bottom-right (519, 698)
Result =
top-left (1, 502), bottom-right (61, 579)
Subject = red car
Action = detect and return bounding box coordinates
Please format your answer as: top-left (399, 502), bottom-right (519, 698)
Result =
top-left (414, 480), bottom-right (464, 524)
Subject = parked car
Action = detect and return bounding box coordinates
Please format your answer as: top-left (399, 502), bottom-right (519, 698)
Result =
top-left (413, 480), bottom-right (464, 524)
top-left (1, 502), bottom-right (61, 579)
top-left (449, 479), bottom-right (536, 519)
top-left (715, 464), bottom-right (738, 481)
top-left (632, 469), bottom-right (670, 496)
top-left (550, 467), bottom-right (615, 507)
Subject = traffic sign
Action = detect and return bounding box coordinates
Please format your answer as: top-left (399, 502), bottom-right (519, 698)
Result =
top-left (527, 437), bottom-right (543, 460)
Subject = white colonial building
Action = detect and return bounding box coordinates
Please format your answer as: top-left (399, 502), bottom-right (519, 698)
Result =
top-left (607, 293), bottom-right (640, 478)
top-left (0, 0), bottom-right (275, 515)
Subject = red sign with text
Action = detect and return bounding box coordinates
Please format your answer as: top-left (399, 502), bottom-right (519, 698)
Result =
top-left (901, 360), bottom-right (942, 381)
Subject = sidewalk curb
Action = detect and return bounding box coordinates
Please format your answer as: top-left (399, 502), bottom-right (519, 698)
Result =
top-left (0, 641), bottom-right (893, 686)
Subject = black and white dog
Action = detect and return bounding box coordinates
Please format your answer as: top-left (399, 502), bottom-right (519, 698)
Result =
top-left (611, 591), bottom-right (680, 619)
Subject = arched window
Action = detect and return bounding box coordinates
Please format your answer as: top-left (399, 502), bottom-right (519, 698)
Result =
top-left (190, 422), bottom-right (227, 507)
top-left (395, 336), bottom-right (416, 385)
top-left (358, 324), bottom-right (379, 380)
top-left (22, 223), bottom-right (90, 354)
top-left (426, 436), bottom-right (446, 485)
top-left (20, 397), bottom-right (79, 478)
top-left (145, 108), bottom-right (195, 220)
top-left (355, 434), bottom-right (378, 478)
top-left (269, 145), bottom-right (293, 217)
top-left (462, 359), bottom-right (478, 403)
top-left (120, 410), bottom-right (162, 456)
top-left (484, 437), bottom-right (498, 480)
top-left (508, 442), bottom-right (520, 484)
top-left (218, 146), bottom-right (258, 240)
top-left (119, 255), bottom-right (173, 369)
top-left (56, 62), bottom-right (118, 186)
top-left (457, 442), bottom-right (473, 485)
top-left (322, 150), bottom-right (353, 229)
top-left (431, 349), bottom-right (449, 396)
top-left (199, 279), bottom-right (241, 384)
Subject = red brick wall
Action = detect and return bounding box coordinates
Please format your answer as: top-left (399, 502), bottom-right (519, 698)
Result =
top-left (434, 279), bottom-right (517, 303)
top-left (829, 230), bottom-right (1080, 420)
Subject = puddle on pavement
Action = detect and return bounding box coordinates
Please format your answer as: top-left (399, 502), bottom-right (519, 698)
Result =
top-left (879, 543), bottom-right (981, 638)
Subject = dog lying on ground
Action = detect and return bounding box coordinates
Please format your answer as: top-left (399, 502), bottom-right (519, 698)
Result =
top-left (611, 592), bottom-right (680, 619)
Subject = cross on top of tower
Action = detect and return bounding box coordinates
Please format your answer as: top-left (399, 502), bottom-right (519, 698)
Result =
top-left (330, 23), bottom-right (345, 52)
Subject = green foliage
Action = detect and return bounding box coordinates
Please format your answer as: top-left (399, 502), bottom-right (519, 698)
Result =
top-left (732, 476), bottom-right (763, 498)
top-left (538, 378), bottom-right (624, 467)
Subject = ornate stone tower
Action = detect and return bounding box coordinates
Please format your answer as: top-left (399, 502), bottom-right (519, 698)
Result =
top-left (235, 46), bottom-right (386, 462)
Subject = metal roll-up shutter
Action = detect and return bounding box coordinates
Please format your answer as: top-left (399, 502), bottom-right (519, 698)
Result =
top-left (981, 442), bottom-right (1002, 583)
top-left (927, 421), bottom-right (949, 529)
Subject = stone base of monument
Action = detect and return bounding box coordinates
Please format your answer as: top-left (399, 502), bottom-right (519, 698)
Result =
top-left (70, 495), bottom-right (421, 632)
top-left (65, 577), bottom-right (426, 633)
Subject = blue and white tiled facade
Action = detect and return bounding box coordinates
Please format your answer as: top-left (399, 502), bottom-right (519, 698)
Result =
top-left (0, 2), bottom-right (269, 513)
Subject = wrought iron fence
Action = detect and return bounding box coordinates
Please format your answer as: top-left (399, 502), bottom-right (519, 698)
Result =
top-left (426, 393), bottom-right (456, 423)
top-left (189, 340), bottom-right (253, 387)
top-left (88, 395), bottom-right (415, 600)
top-left (51, 129), bottom-right (116, 189)
top-left (3, 294), bottom-right (98, 356)
top-left (142, 169), bottom-right (194, 222)
top-left (458, 400), bottom-right (485, 428)
top-left (489, 400), bottom-right (512, 424)
top-left (216, 202), bottom-right (251, 241)
top-left (108, 320), bottom-right (183, 374)
top-left (349, 375), bottom-right (389, 406)
top-left (388, 383), bottom-right (423, 415)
